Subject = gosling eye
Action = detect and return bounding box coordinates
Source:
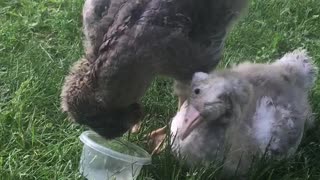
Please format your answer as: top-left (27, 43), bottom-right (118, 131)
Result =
top-left (194, 88), bottom-right (200, 95)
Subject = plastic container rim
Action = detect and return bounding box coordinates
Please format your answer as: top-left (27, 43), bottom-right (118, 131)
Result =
top-left (79, 131), bottom-right (152, 165)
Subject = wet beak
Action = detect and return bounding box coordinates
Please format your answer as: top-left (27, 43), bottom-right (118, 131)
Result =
top-left (180, 105), bottom-right (202, 140)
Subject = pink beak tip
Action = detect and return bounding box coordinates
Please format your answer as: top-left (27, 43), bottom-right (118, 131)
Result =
top-left (179, 105), bottom-right (202, 140)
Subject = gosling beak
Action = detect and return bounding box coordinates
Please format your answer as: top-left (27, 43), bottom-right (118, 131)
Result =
top-left (180, 104), bottom-right (202, 140)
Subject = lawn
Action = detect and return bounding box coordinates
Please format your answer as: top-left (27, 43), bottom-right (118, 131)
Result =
top-left (0, 0), bottom-right (320, 179)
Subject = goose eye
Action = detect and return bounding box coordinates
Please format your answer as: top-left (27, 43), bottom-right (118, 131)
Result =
top-left (194, 88), bottom-right (200, 95)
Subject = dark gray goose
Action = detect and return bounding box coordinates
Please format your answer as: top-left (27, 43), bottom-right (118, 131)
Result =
top-left (60, 0), bottom-right (248, 140)
top-left (170, 49), bottom-right (317, 175)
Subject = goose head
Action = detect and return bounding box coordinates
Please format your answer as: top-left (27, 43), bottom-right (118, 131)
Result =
top-left (176, 71), bottom-right (253, 140)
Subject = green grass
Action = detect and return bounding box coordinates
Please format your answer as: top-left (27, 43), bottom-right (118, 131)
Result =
top-left (0, 0), bottom-right (320, 179)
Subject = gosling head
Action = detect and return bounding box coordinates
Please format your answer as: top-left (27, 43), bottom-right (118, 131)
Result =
top-left (179, 71), bottom-right (253, 140)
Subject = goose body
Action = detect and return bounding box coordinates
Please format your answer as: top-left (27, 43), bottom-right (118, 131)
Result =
top-left (171, 49), bottom-right (317, 175)
top-left (61, 0), bottom-right (247, 139)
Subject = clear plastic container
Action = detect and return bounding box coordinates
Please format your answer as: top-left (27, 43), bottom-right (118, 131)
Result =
top-left (79, 131), bottom-right (151, 180)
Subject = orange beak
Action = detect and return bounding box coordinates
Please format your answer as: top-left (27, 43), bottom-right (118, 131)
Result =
top-left (180, 104), bottom-right (202, 140)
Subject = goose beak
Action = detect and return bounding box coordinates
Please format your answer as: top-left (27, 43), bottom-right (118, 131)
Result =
top-left (180, 104), bottom-right (202, 140)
